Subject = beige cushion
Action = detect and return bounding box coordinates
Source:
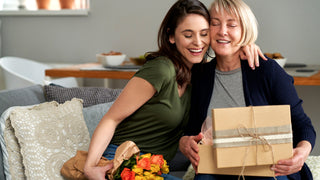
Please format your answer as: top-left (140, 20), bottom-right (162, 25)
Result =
top-left (7, 98), bottom-right (89, 179)
top-left (3, 105), bottom-right (43, 180)
top-left (2, 104), bottom-right (47, 180)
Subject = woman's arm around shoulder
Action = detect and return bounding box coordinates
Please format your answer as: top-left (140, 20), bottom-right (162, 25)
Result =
top-left (84, 77), bottom-right (156, 180)
top-left (240, 44), bottom-right (267, 69)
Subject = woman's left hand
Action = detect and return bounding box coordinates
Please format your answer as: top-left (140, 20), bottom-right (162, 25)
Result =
top-left (240, 44), bottom-right (267, 70)
top-left (271, 141), bottom-right (312, 176)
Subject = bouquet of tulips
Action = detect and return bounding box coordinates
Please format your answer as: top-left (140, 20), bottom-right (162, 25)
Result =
top-left (114, 153), bottom-right (169, 180)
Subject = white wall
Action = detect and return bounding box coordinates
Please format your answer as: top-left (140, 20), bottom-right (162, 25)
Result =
top-left (247, 0), bottom-right (320, 64)
top-left (295, 86), bottom-right (320, 155)
top-left (0, 0), bottom-right (319, 64)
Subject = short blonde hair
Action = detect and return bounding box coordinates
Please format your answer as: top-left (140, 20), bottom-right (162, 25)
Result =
top-left (210, 0), bottom-right (258, 46)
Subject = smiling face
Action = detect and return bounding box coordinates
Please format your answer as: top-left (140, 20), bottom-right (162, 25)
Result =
top-left (169, 14), bottom-right (210, 68)
top-left (210, 9), bottom-right (242, 59)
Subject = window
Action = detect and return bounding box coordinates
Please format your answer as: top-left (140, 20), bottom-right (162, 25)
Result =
top-left (0, 0), bottom-right (89, 16)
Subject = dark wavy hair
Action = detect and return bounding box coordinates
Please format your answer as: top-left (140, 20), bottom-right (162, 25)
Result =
top-left (146, 0), bottom-right (210, 86)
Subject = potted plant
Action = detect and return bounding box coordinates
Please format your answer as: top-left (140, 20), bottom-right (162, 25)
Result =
top-left (59, 0), bottom-right (75, 9)
top-left (36, 0), bottom-right (51, 9)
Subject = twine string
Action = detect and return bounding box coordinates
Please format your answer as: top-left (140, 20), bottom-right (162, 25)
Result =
top-left (237, 106), bottom-right (277, 180)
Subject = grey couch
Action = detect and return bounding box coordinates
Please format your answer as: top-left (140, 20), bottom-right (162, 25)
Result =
top-left (0, 85), bottom-right (189, 180)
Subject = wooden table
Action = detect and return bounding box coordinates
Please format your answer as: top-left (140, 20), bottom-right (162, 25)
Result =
top-left (45, 62), bottom-right (320, 85)
top-left (45, 62), bottom-right (136, 80)
top-left (294, 71), bottom-right (320, 85)
top-left (284, 65), bottom-right (320, 86)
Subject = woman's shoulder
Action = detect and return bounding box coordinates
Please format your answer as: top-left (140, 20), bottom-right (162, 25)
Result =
top-left (259, 57), bottom-right (280, 68)
top-left (242, 57), bottom-right (283, 74)
top-left (242, 57), bottom-right (293, 84)
top-left (145, 56), bottom-right (175, 73)
top-left (134, 56), bottom-right (176, 91)
top-left (147, 56), bottom-right (173, 66)
top-left (135, 56), bottom-right (175, 79)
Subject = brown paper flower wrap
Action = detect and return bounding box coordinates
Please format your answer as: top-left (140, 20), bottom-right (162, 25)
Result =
top-left (109, 141), bottom-right (140, 180)
top-left (61, 141), bottom-right (140, 180)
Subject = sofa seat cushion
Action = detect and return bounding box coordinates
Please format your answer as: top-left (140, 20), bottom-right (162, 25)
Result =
top-left (44, 85), bottom-right (122, 107)
top-left (2, 98), bottom-right (89, 180)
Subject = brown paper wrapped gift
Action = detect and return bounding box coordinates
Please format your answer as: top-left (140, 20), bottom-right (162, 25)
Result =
top-left (198, 144), bottom-right (276, 176)
top-left (198, 105), bottom-right (293, 176)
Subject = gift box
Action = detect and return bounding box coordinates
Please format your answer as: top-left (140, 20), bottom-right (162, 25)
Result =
top-left (198, 144), bottom-right (276, 176)
top-left (198, 105), bottom-right (293, 176)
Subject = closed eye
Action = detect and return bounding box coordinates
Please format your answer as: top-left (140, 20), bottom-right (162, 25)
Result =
top-left (228, 24), bottom-right (237, 27)
top-left (201, 29), bottom-right (209, 36)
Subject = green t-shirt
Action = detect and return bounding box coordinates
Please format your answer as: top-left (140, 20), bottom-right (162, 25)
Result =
top-left (110, 57), bottom-right (191, 161)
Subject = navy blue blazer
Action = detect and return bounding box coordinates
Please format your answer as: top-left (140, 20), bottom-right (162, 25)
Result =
top-left (186, 57), bottom-right (316, 180)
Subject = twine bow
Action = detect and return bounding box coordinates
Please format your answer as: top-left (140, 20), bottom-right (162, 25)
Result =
top-left (237, 106), bottom-right (277, 180)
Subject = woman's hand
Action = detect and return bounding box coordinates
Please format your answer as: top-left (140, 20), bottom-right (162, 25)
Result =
top-left (179, 133), bottom-right (203, 172)
top-left (84, 163), bottom-right (113, 180)
top-left (271, 141), bottom-right (312, 176)
top-left (240, 44), bottom-right (267, 70)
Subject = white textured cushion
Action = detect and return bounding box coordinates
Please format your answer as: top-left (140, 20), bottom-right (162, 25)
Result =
top-left (7, 98), bottom-right (89, 180)
top-left (1, 105), bottom-right (37, 180)
top-left (306, 156), bottom-right (320, 179)
top-left (183, 164), bottom-right (195, 180)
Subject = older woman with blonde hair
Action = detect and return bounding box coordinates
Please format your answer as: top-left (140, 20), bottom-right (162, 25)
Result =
top-left (84, 0), bottom-right (267, 179)
top-left (179, 0), bottom-right (316, 180)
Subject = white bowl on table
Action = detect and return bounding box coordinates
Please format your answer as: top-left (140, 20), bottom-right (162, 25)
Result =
top-left (274, 58), bottom-right (287, 68)
top-left (96, 54), bottom-right (126, 67)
